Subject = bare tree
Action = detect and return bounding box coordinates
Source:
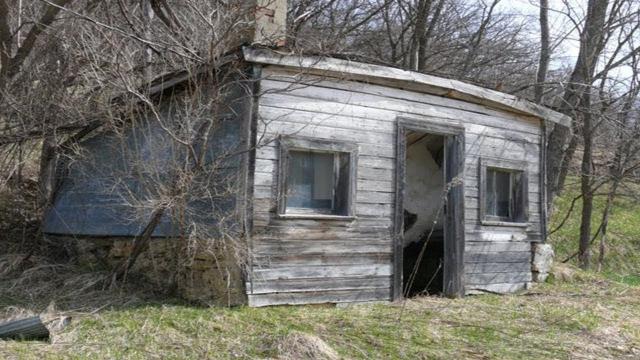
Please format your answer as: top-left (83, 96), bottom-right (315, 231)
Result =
top-left (535, 0), bottom-right (550, 104)
top-left (0, 2), bottom-right (271, 298)
top-left (595, 54), bottom-right (640, 271)
top-left (544, 0), bottom-right (640, 269)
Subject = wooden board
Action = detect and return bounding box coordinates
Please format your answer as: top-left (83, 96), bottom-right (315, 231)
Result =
top-left (249, 276), bottom-right (391, 294)
top-left (466, 282), bottom-right (529, 294)
top-left (248, 288), bottom-right (391, 307)
top-left (243, 47), bottom-right (570, 126)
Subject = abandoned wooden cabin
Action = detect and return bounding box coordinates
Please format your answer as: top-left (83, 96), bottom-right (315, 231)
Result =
top-left (41, 1), bottom-right (570, 307)
top-left (42, 45), bottom-right (569, 306)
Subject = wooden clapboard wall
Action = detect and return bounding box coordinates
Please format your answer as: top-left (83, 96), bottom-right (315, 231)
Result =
top-left (247, 66), bottom-right (542, 306)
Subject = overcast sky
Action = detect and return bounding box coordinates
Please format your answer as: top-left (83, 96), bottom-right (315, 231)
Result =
top-left (497, 0), bottom-right (636, 86)
top-left (497, 0), bottom-right (581, 67)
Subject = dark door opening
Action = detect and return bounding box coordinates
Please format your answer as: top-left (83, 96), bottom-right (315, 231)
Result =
top-left (402, 131), bottom-right (445, 296)
top-left (393, 119), bottom-right (465, 299)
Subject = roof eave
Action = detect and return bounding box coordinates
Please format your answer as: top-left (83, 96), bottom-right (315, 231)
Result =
top-left (243, 47), bottom-right (571, 128)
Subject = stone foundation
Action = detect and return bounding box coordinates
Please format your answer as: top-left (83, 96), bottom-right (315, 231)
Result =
top-left (532, 243), bottom-right (554, 282)
top-left (48, 235), bottom-right (247, 306)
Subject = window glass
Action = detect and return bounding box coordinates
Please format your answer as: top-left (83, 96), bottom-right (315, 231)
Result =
top-left (287, 151), bottom-right (335, 210)
top-left (485, 168), bottom-right (526, 221)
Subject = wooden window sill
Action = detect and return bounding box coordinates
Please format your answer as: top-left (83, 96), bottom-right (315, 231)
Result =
top-left (481, 220), bottom-right (530, 228)
top-left (277, 213), bottom-right (356, 221)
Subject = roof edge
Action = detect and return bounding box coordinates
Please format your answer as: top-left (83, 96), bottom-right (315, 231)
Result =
top-left (243, 47), bottom-right (571, 127)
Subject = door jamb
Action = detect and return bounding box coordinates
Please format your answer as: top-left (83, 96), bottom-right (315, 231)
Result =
top-left (393, 117), bottom-right (465, 299)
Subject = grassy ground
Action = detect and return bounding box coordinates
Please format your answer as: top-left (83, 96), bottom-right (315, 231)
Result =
top-left (2, 185), bottom-right (640, 359)
top-left (1, 272), bottom-right (639, 359)
top-left (548, 179), bottom-right (640, 285)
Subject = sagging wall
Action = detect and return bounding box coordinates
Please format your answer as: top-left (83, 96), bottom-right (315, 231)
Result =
top-left (42, 73), bottom-right (255, 304)
top-left (43, 75), bottom-right (252, 237)
top-left (249, 66), bottom-right (543, 306)
top-left (403, 136), bottom-right (444, 245)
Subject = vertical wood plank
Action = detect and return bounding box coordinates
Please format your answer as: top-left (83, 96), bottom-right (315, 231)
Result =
top-left (444, 133), bottom-right (466, 297)
top-left (392, 124), bottom-right (406, 300)
top-left (540, 122), bottom-right (548, 242)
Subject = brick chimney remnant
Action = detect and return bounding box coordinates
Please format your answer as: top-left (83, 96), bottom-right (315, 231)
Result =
top-left (252, 0), bottom-right (287, 47)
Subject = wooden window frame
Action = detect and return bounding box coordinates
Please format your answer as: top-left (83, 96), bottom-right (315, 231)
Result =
top-left (479, 158), bottom-right (529, 227)
top-left (277, 136), bottom-right (358, 220)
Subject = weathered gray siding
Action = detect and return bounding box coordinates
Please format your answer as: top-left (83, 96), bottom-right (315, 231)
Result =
top-left (248, 66), bottom-right (542, 305)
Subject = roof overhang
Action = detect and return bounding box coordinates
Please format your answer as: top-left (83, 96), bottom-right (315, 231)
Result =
top-left (243, 47), bottom-right (571, 128)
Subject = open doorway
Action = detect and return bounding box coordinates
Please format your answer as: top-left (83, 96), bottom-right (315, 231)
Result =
top-left (394, 119), bottom-right (465, 299)
top-left (402, 131), bottom-right (445, 296)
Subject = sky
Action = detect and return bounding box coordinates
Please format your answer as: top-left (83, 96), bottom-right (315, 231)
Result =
top-left (497, 0), bottom-right (582, 67)
top-left (497, 0), bottom-right (636, 87)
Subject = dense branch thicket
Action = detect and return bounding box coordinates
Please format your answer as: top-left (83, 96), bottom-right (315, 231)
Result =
top-left (1, 0), bottom-right (640, 277)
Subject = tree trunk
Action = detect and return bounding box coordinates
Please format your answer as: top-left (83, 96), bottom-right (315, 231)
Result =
top-left (410, 0), bottom-right (431, 71)
top-left (37, 132), bottom-right (57, 209)
top-left (0, 0), bottom-right (11, 91)
top-left (578, 93), bottom-right (593, 270)
top-left (110, 206), bottom-right (166, 285)
top-left (141, 0), bottom-right (154, 82)
top-left (555, 134), bottom-right (579, 197)
top-left (597, 182), bottom-right (618, 272)
top-left (546, 0), bottom-right (609, 205)
top-left (418, 0), bottom-right (445, 72)
top-left (534, 0), bottom-right (550, 104)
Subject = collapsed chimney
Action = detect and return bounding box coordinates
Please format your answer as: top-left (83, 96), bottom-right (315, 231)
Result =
top-left (252, 0), bottom-right (287, 47)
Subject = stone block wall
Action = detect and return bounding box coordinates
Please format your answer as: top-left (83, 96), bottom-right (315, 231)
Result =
top-left (49, 235), bottom-right (247, 306)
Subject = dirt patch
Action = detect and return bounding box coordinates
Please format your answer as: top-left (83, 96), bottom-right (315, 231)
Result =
top-left (550, 263), bottom-right (578, 282)
top-left (277, 331), bottom-right (340, 360)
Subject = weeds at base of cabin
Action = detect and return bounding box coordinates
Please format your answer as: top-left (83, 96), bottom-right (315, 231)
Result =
top-left (0, 253), bottom-right (168, 326)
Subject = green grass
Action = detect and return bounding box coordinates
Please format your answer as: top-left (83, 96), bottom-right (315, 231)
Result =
top-left (548, 179), bottom-right (640, 282)
top-left (1, 279), bottom-right (639, 359)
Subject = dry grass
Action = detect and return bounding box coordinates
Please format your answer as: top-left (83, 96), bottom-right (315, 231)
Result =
top-left (276, 331), bottom-right (340, 360)
top-left (0, 263), bottom-right (639, 359)
top-left (0, 254), bottom-right (169, 323)
top-left (0, 181), bottom-right (41, 256)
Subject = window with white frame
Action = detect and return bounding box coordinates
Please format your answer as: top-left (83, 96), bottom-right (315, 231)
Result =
top-left (278, 137), bottom-right (357, 217)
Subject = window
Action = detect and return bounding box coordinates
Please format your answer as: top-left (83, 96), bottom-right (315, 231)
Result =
top-left (480, 158), bottom-right (528, 225)
top-left (278, 137), bottom-right (357, 218)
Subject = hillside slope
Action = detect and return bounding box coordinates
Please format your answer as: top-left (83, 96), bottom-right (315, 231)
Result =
top-left (549, 181), bottom-right (640, 285)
